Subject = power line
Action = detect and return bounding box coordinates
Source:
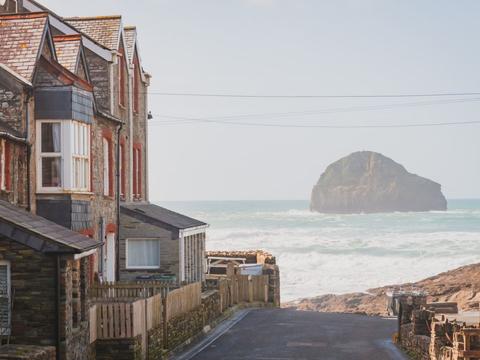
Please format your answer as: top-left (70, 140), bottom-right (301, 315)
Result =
top-left (147, 91), bottom-right (480, 99)
top-left (148, 116), bottom-right (480, 129)
top-left (151, 97), bottom-right (480, 123)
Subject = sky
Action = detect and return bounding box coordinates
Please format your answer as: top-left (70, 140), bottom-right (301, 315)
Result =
top-left (43, 0), bottom-right (480, 201)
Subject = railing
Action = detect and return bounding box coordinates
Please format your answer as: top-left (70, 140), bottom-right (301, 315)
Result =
top-left (90, 281), bottom-right (174, 300)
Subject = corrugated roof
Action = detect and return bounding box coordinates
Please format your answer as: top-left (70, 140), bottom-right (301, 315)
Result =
top-left (53, 35), bottom-right (81, 73)
top-left (121, 204), bottom-right (208, 230)
top-left (0, 12), bottom-right (49, 81)
top-left (0, 199), bottom-right (100, 253)
top-left (64, 16), bottom-right (122, 51)
top-left (124, 26), bottom-right (136, 63)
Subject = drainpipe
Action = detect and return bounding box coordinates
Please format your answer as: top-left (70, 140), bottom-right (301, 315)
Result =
top-left (115, 122), bottom-right (123, 281)
top-left (24, 91), bottom-right (31, 211)
top-left (55, 255), bottom-right (61, 360)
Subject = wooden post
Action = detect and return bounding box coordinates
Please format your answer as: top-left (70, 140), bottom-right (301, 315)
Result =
top-left (226, 263), bottom-right (235, 278)
top-left (248, 276), bottom-right (253, 303)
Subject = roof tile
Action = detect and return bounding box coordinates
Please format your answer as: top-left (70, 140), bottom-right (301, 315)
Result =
top-left (0, 13), bottom-right (49, 80)
top-left (65, 16), bottom-right (122, 51)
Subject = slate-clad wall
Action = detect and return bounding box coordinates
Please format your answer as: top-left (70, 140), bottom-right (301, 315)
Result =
top-left (0, 238), bottom-right (56, 346)
top-left (84, 48), bottom-right (110, 113)
top-left (95, 336), bottom-right (142, 360)
top-left (36, 198), bottom-right (92, 231)
top-left (119, 212), bottom-right (179, 282)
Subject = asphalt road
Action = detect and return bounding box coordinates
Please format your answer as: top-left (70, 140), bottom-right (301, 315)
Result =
top-left (179, 309), bottom-right (407, 360)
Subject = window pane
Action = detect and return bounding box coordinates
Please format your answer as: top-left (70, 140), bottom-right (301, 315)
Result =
top-left (41, 123), bottom-right (61, 153)
top-left (127, 240), bottom-right (160, 268)
top-left (42, 157), bottom-right (61, 187)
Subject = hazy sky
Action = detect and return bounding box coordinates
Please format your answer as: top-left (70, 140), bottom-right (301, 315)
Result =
top-left (43, 0), bottom-right (480, 200)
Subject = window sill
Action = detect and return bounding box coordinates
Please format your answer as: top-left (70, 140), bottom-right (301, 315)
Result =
top-left (125, 267), bottom-right (161, 271)
top-left (37, 190), bottom-right (94, 195)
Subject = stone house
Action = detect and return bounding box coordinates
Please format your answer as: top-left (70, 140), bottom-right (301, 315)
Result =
top-left (0, 199), bottom-right (100, 359)
top-left (119, 204), bottom-right (208, 284)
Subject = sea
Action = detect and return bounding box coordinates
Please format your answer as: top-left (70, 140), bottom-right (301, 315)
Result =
top-left (157, 199), bottom-right (480, 302)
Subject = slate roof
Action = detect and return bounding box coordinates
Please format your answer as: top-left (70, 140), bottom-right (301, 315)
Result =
top-left (121, 204), bottom-right (208, 231)
top-left (124, 26), bottom-right (136, 63)
top-left (0, 199), bottom-right (100, 253)
top-left (0, 12), bottom-right (49, 81)
top-left (53, 35), bottom-right (82, 73)
top-left (64, 16), bottom-right (122, 51)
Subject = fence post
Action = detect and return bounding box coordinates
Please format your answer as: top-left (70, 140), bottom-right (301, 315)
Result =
top-left (264, 283), bottom-right (268, 304)
top-left (248, 276), bottom-right (253, 303)
top-left (144, 286), bottom-right (148, 360)
top-left (162, 296), bottom-right (168, 350)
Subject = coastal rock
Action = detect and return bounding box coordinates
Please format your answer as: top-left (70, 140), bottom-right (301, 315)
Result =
top-left (310, 151), bottom-right (447, 213)
top-left (284, 263), bottom-right (480, 316)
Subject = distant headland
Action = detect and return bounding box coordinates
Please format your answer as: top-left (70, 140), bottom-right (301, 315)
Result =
top-left (310, 151), bottom-right (447, 213)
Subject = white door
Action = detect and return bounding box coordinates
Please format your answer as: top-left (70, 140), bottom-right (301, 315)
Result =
top-left (105, 233), bottom-right (116, 282)
top-left (0, 261), bottom-right (11, 336)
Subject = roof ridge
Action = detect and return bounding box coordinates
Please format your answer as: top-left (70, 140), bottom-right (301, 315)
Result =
top-left (64, 15), bottom-right (122, 21)
top-left (0, 11), bottom-right (49, 20)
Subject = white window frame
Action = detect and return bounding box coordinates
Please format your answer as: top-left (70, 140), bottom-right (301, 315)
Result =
top-left (125, 238), bottom-right (161, 270)
top-left (0, 260), bottom-right (11, 336)
top-left (36, 120), bottom-right (91, 193)
top-left (72, 121), bottom-right (90, 192)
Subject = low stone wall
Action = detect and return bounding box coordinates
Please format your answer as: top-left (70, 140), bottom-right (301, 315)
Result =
top-left (95, 336), bottom-right (142, 360)
top-left (0, 345), bottom-right (55, 360)
top-left (206, 250), bottom-right (276, 264)
top-left (147, 325), bottom-right (164, 360)
top-left (202, 290), bottom-right (222, 325)
top-left (166, 306), bottom-right (204, 350)
top-left (400, 323), bottom-right (431, 360)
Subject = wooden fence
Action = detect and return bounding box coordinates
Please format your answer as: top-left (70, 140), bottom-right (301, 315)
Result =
top-left (217, 275), bottom-right (269, 311)
top-left (90, 281), bottom-right (173, 300)
top-left (90, 282), bottom-right (202, 341)
top-left (164, 282), bottom-right (202, 322)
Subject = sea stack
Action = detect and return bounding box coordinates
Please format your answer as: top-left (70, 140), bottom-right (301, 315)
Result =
top-left (310, 151), bottom-right (447, 213)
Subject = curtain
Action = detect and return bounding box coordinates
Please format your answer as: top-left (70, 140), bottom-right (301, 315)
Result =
top-left (52, 123), bottom-right (61, 152)
top-left (127, 239), bottom-right (160, 268)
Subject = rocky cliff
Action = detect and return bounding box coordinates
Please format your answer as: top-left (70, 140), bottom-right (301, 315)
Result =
top-left (284, 263), bottom-right (480, 316)
top-left (310, 151), bottom-right (447, 213)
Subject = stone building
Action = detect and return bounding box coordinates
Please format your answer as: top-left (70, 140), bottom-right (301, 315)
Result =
top-left (0, 1), bottom-right (208, 358)
top-left (0, 199), bottom-right (100, 359)
top-left (119, 204), bottom-right (208, 284)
